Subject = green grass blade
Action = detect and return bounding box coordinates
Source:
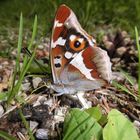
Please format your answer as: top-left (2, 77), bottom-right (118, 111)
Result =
top-left (135, 27), bottom-right (140, 97)
top-left (7, 13), bottom-right (23, 104)
top-left (7, 15), bottom-right (38, 103)
top-left (28, 15), bottom-right (37, 50)
top-left (112, 80), bottom-right (137, 100)
top-left (19, 109), bottom-right (35, 140)
top-left (120, 69), bottom-right (135, 86)
top-left (16, 13), bottom-right (23, 72)
top-left (8, 48), bottom-right (36, 102)
top-left (23, 48), bottom-right (51, 74)
top-left (21, 15), bottom-right (38, 74)
top-left (0, 130), bottom-right (17, 140)
top-left (18, 47), bottom-right (36, 86)
top-left (11, 13), bottom-right (23, 91)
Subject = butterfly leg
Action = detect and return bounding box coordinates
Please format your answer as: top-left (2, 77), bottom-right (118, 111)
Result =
top-left (76, 91), bottom-right (92, 109)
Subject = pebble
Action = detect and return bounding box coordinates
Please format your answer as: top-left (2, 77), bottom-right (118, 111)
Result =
top-left (44, 43), bottom-right (50, 48)
top-left (44, 98), bottom-right (53, 107)
top-left (111, 58), bottom-right (121, 63)
top-left (121, 31), bottom-right (128, 38)
top-left (102, 35), bottom-right (108, 42)
top-left (104, 41), bottom-right (114, 50)
top-left (30, 121), bottom-right (39, 131)
top-left (22, 82), bottom-right (30, 91)
top-left (33, 96), bottom-right (47, 107)
top-left (0, 105), bottom-right (4, 118)
top-left (116, 47), bottom-right (127, 56)
top-left (134, 120), bottom-right (140, 128)
top-left (129, 50), bottom-right (135, 55)
top-left (0, 76), bottom-right (3, 82)
top-left (54, 107), bottom-right (67, 122)
top-left (32, 77), bottom-right (42, 89)
top-left (2, 61), bottom-right (9, 65)
top-left (133, 120), bottom-right (140, 136)
top-left (36, 129), bottom-right (48, 140)
top-left (124, 37), bottom-right (131, 45)
top-left (0, 65), bottom-right (2, 69)
top-left (38, 44), bottom-right (44, 49)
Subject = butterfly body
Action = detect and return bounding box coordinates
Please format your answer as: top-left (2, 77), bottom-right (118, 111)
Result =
top-left (50, 5), bottom-right (112, 94)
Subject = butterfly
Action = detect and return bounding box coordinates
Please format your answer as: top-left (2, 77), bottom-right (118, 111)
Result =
top-left (50, 4), bottom-right (112, 94)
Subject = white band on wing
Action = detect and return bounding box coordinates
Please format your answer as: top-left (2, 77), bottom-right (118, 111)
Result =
top-left (51, 37), bottom-right (66, 48)
top-left (70, 51), bottom-right (95, 81)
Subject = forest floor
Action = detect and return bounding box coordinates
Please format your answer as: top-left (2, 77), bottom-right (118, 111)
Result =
top-left (0, 27), bottom-right (139, 139)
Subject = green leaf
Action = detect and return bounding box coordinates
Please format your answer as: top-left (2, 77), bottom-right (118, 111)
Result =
top-left (85, 107), bottom-right (102, 121)
top-left (103, 109), bottom-right (140, 140)
top-left (0, 130), bottom-right (17, 140)
top-left (63, 108), bottom-right (102, 140)
top-left (98, 115), bottom-right (108, 126)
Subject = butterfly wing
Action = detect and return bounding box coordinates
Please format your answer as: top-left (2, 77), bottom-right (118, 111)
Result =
top-left (59, 45), bottom-right (112, 90)
top-left (50, 5), bottom-right (95, 83)
top-left (50, 5), bottom-right (112, 94)
top-left (50, 5), bottom-right (71, 84)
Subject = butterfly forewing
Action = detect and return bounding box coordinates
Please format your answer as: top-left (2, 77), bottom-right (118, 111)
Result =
top-left (51, 5), bottom-right (70, 83)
